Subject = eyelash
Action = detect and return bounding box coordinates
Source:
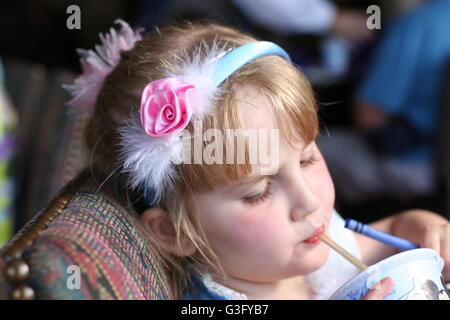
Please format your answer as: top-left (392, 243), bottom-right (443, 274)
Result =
top-left (243, 181), bottom-right (274, 206)
top-left (300, 155), bottom-right (318, 167)
top-left (242, 155), bottom-right (318, 206)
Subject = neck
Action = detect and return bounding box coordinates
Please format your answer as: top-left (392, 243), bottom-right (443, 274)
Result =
top-left (218, 275), bottom-right (313, 300)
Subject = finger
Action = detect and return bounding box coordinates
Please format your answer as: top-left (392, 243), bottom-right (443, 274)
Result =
top-left (441, 226), bottom-right (450, 281)
top-left (442, 269), bottom-right (450, 284)
top-left (422, 226), bottom-right (441, 253)
top-left (441, 225), bottom-right (450, 263)
top-left (362, 277), bottom-right (393, 300)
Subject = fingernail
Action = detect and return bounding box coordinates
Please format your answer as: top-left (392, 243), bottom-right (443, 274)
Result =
top-left (370, 277), bottom-right (390, 290)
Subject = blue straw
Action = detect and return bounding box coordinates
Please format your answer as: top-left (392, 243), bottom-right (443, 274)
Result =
top-left (345, 218), bottom-right (419, 251)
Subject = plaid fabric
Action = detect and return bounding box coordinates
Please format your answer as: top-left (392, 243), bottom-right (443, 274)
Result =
top-left (1, 168), bottom-right (174, 299)
top-left (4, 59), bottom-right (89, 229)
top-left (1, 59), bottom-right (174, 299)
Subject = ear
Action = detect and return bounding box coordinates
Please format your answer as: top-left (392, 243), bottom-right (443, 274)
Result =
top-left (140, 208), bottom-right (196, 257)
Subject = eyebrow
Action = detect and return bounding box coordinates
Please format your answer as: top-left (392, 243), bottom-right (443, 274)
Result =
top-left (230, 166), bottom-right (280, 189)
top-left (230, 175), bottom-right (268, 189)
top-left (229, 142), bottom-right (314, 189)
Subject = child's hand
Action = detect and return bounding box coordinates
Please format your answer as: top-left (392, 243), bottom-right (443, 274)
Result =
top-left (388, 210), bottom-right (450, 283)
top-left (362, 277), bottom-right (394, 300)
top-left (420, 223), bottom-right (450, 282)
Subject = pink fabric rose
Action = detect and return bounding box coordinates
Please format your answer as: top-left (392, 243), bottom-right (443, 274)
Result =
top-left (140, 78), bottom-right (195, 137)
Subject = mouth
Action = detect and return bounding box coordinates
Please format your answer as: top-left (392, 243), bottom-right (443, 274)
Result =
top-left (302, 225), bottom-right (326, 244)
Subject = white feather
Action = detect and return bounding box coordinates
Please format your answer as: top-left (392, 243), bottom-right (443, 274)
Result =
top-left (166, 41), bottom-right (230, 120)
top-left (118, 41), bottom-right (231, 202)
top-left (118, 112), bottom-right (183, 203)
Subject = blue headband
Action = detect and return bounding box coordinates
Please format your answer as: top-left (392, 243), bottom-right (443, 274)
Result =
top-left (212, 41), bottom-right (291, 87)
top-left (144, 41), bottom-right (291, 207)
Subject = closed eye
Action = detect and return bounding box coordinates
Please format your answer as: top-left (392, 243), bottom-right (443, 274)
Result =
top-left (300, 155), bottom-right (318, 167)
top-left (243, 181), bottom-right (274, 206)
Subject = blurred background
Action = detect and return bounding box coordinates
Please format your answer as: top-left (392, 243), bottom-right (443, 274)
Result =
top-left (0, 0), bottom-right (448, 246)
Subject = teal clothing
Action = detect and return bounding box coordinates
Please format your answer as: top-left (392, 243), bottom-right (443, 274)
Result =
top-left (358, 0), bottom-right (450, 161)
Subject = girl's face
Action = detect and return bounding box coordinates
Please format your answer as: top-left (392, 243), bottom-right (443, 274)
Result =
top-left (192, 89), bottom-right (335, 283)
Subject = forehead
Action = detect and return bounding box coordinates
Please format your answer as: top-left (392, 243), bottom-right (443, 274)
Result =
top-left (237, 87), bottom-right (276, 130)
top-left (237, 86), bottom-right (304, 146)
top-left (236, 87), bottom-right (306, 176)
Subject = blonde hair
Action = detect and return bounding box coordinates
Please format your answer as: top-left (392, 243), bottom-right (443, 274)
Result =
top-left (84, 21), bottom-right (319, 298)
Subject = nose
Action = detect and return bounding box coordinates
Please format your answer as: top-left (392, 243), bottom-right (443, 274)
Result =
top-left (289, 175), bottom-right (320, 222)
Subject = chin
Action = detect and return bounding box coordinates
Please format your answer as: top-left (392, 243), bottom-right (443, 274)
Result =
top-left (300, 243), bottom-right (331, 274)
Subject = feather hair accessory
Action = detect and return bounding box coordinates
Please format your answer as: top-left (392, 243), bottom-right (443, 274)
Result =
top-left (118, 43), bottom-right (231, 204)
top-left (119, 40), bottom-right (292, 206)
top-left (63, 19), bottom-right (143, 111)
top-left (65, 18), bottom-right (291, 207)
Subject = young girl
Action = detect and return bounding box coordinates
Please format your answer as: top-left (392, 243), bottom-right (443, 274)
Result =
top-left (65, 20), bottom-right (450, 300)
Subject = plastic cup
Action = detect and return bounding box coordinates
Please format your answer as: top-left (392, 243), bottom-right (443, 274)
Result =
top-left (330, 248), bottom-right (450, 300)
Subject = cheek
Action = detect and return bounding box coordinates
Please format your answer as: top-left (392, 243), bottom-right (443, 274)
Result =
top-left (312, 160), bottom-right (335, 208)
top-left (204, 204), bottom-right (289, 254)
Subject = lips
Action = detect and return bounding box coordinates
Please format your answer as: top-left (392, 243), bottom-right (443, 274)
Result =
top-left (302, 225), bottom-right (325, 244)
